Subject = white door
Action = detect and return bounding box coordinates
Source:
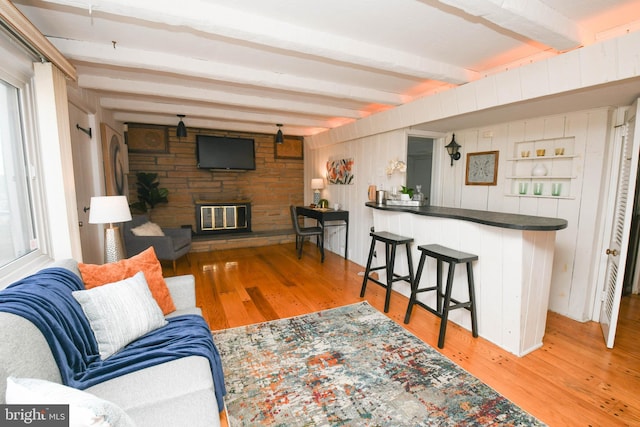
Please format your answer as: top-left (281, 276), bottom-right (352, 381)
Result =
top-left (68, 103), bottom-right (102, 264)
top-left (600, 100), bottom-right (640, 347)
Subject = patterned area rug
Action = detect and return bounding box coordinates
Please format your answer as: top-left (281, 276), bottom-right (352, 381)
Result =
top-left (213, 302), bottom-right (545, 426)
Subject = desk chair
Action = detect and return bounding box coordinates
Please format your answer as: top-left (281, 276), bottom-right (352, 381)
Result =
top-left (290, 205), bottom-right (324, 262)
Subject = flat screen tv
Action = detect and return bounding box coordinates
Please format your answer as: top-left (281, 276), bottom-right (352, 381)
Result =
top-left (196, 135), bottom-right (256, 170)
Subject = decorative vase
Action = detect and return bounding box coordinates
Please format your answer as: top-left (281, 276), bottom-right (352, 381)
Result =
top-left (368, 185), bottom-right (377, 201)
top-left (532, 163), bottom-right (548, 177)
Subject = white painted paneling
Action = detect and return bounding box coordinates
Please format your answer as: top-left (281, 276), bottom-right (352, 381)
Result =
top-left (306, 107), bottom-right (615, 323)
top-left (520, 60), bottom-right (550, 100)
top-left (520, 230), bottom-right (556, 354)
top-left (547, 51), bottom-right (581, 94)
top-left (371, 208), bottom-right (556, 356)
top-left (543, 116), bottom-right (566, 139)
top-left (568, 109), bottom-right (611, 319)
top-left (617, 32), bottom-right (640, 80)
top-left (501, 229), bottom-right (525, 353)
top-left (306, 129), bottom-right (407, 263)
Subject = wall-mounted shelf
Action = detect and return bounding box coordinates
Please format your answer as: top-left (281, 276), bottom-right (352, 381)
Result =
top-left (507, 154), bottom-right (579, 161)
top-left (505, 194), bottom-right (575, 200)
top-left (506, 175), bottom-right (576, 180)
top-left (506, 137), bottom-right (577, 198)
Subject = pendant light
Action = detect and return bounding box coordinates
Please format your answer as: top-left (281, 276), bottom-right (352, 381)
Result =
top-left (176, 114), bottom-right (187, 138)
top-left (275, 124), bottom-right (284, 144)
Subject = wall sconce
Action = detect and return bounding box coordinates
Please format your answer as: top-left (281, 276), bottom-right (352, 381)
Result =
top-left (176, 114), bottom-right (187, 138)
top-left (88, 196), bottom-right (132, 263)
top-left (445, 133), bottom-right (461, 166)
top-left (311, 178), bottom-right (324, 205)
top-left (275, 124), bottom-right (284, 144)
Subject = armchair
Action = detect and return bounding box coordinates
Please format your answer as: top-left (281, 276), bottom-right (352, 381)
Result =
top-left (123, 215), bottom-right (191, 272)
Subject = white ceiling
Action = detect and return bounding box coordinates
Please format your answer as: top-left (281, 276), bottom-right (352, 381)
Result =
top-left (13, 0), bottom-right (640, 137)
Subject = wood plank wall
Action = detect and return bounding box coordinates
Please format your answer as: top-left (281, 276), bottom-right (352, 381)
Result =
top-left (305, 108), bottom-right (614, 323)
top-left (126, 126), bottom-right (304, 234)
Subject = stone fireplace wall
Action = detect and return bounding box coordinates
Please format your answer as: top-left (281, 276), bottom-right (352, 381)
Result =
top-left (126, 125), bottom-right (304, 234)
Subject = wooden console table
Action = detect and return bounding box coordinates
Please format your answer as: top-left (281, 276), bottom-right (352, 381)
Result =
top-left (297, 206), bottom-right (349, 259)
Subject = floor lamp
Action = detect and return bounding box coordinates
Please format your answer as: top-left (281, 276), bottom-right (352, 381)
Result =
top-left (89, 196), bottom-right (132, 263)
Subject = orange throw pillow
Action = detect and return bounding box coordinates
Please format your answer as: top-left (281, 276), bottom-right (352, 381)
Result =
top-left (78, 247), bottom-right (176, 315)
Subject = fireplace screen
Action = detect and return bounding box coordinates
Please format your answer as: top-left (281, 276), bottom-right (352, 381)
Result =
top-left (196, 201), bottom-right (251, 234)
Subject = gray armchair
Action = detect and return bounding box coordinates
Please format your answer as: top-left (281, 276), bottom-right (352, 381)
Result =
top-left (123, 215), bottom-right (191, 272)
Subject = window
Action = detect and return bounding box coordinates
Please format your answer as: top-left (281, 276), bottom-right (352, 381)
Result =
top-left (0, 78), bottom-right (37, 268)
top-left (0, 30), bottom-right (50, 286)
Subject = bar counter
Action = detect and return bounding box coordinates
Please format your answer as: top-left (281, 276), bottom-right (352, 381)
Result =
top-left (365, 202), bottom-right (567, 231)
top-left (366, 202), bottom-right (568, 356)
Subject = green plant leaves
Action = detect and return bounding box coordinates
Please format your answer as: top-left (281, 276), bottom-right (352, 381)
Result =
top-left (130, 172), bottom-right (169, 213)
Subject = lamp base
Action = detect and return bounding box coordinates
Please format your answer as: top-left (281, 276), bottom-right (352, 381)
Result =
top-left (104, 226), bottom-right (126, 263)
top-left (313, 190), bottom-right (321, 205)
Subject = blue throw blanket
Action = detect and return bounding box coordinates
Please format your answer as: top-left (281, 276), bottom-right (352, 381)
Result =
top-left (0, 267), bottom-right (226, 410)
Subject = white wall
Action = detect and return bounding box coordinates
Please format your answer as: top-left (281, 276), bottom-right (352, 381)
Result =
top-left (305, 107), bottom-right (616, 322)
top-left (305, 129), bottom-right (408, 261)
top-left (66, 80), bottom-right (122, 263)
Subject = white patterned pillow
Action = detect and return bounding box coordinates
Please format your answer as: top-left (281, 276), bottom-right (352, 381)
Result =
top-left (6, 376), bottom-right (136, 427)
top-left (72, 271), bottom-right (167, 359)
top-left (130, 221), bottom-right (164, 236)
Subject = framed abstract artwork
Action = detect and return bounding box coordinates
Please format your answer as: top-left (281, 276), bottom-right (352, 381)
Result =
top-left (466, 151), bottom-right (499, 185)
top-left (275, 135), bottom-right (304, 160)
top-left (126, 123), bottom-right (169, 153)
top-left (326, 158), bottom-right (354, 184)
top-left (100, 123), bottom-right (127, 196)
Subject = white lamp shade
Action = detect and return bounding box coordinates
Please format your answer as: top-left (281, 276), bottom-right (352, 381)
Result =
top-left (89, 196), bottom-right (132, 224)
top-left (311, 178), bottom-right (324, 190)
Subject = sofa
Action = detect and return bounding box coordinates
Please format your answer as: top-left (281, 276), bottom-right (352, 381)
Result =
top-left (0, 252), bottom-right (224, 427)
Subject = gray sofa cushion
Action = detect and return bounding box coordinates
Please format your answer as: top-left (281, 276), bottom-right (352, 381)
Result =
top-left (127, 388), bottom-right (218, 427)
top-left (165, 274), bottom-right (197, 309)
top-left (85, 356), bottom-right (218, 427)
top-left (0, 313), bottom-right (62, 403)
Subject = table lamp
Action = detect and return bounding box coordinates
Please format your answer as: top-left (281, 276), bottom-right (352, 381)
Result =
top-left (311, 178), bottom-right (324, 205)
top-left (89, 195), bottom-right (132, 263)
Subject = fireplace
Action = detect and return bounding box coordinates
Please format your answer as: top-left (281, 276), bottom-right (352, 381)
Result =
top-left (195, 200), bottom-right (251, 235)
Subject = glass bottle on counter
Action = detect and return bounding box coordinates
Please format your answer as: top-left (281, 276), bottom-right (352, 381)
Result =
top-left (412, 185), bottom-right (424, 203)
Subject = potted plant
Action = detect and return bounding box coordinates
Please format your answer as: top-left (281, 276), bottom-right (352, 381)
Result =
top-left (400, 186), bottom-right (414, 200)
top-left (129, 172), bottom-right (169, 216)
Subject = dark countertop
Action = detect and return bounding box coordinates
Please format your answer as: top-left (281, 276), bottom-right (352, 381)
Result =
top-left (365, 202), bottom-right (567, 231)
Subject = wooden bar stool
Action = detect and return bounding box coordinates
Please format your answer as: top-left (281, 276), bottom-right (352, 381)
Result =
top-left (404, 244), bottom-right (478, 348)
top-left (360, 231), bottom-right (414, 313)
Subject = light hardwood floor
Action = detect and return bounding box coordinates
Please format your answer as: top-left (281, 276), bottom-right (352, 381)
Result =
top-left (165, 243), bottom-right (640, 427)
